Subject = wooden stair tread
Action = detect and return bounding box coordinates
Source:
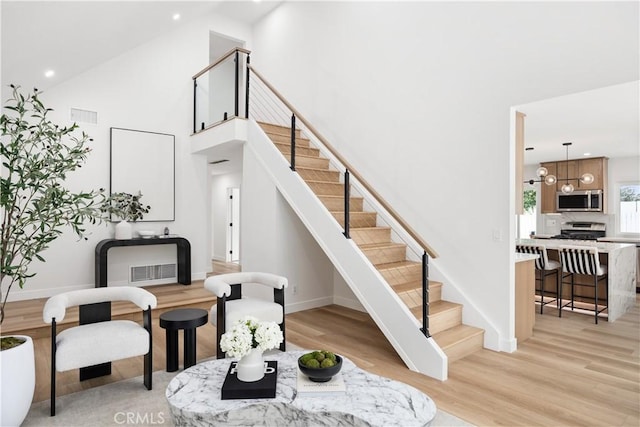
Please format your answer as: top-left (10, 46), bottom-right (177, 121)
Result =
top-left (291, 154), bottom-right (327, 161)
top-left (375, 260), bottom-right (420, 270)
top-left (318, 195), bottom-right (364, 201)
top-left (273, 141), bottom-right (318, 151)
top-left (330, 211), bottom-right (375, 215)
top-left (428, 300), bottom-right (462, 314)
top-left (392, 279), bottom-right (442, 290)
top-left (304, 179), bottom-right (342, 185)
top-left (348, 226), bottom-right (386, 230)
top-left (297, 166), bottom-right (339, 173)
top-left (431, 324), bottom-right (484, 349)
top-left (258, 121), bottom-right (303, 134)
top-left (359, 242), bottom-right (406, 250)
top-left (392, 279), bottom-right (442, 297)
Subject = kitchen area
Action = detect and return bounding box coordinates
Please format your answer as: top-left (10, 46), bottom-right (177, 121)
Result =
top-left (513, 81), bottom-right (639, 336)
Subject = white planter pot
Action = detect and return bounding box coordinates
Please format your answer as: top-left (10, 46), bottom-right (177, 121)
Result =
top-left (236, 348), bottom-right (265, 382)
top-left (115, 220), bottom-right (132, 239)
top-left (0, 335), bottom-right (35, 426)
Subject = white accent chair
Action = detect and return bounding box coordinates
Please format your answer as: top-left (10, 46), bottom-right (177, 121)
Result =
top-left (204, 272), bottom-right (287, 358)
top-left (43, 287), bottom-right (157, 416)
top-left (559, 245), bottom-right (608, 324)
top-left (516, 243), bottom-right (562, 314)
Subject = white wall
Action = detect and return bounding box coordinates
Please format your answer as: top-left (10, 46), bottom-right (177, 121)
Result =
top-left (250, 1), bottom-right (639, 349)
top-left (8, 12), bottom-right (252, 300)
top-left (210, 171), bottom-right (242, 261)
top-left (240, 145), bottom-right (335, 312)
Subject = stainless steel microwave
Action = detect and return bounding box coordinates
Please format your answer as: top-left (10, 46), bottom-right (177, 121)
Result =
top-left (556, 190), bottom-right (603, 212)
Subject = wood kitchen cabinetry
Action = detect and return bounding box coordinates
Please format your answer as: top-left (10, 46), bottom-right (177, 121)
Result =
top-left (540, 157), bottom-right (608, 213)
top-left (540, 161), bottom-right (557, 214)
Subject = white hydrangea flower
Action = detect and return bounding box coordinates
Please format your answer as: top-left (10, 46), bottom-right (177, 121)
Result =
top-left (254, 321), bottom-right (284, 352)
top-left (219, 315), bottom-right (283, 358)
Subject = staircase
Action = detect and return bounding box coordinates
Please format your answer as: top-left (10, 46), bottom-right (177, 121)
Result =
top-left (258, 122), bottom-right (484, 364)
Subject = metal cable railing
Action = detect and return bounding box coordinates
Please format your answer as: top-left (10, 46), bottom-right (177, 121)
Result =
top-left (193, 51), bottom-right (438, 337)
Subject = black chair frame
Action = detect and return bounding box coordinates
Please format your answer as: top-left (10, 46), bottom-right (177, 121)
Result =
top-left (216, 283), bottom-right (286, 359)
top-left (559, 272), bottom-right (608, 324)
top-left (535, 267), bottom-right (561, 315)
top-left (50, 303), bottom-right (153, 416)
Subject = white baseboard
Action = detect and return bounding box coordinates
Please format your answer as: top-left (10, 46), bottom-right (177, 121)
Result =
top-left (6, 272), bottom-right (209, 302)
top-left (285, 296), bottom-right (333, 314)
top-left (500, 337), bottom-right (518, 353)
top-left (7, 284), bottom-right (93, 302)
top-left (333, 295), bottom-right (365, 312)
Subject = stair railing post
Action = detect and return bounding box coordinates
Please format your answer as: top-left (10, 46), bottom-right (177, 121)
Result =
top-left (245, 54), bottom-right (250, 119)
top-left (234, 50), bottom-right (239, 117)
top-left (422, 251), bottom-right (430, 337)
top-left (290, 114), bottom-right (296, 171)
top-left (192, 79), bottom-right (197, 134)
top-left (343, 169), bottom-right (351, 239)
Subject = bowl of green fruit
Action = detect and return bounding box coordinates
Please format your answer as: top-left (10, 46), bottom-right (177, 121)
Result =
top-left (298, 350), bottom-right (343, 382)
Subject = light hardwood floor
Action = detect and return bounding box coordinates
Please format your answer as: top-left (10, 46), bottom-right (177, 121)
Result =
top-left (3, 261), bottom-right (639, 426)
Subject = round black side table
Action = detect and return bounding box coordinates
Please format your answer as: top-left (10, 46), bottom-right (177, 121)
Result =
top-left (159, 308), bottom-right (208, 372)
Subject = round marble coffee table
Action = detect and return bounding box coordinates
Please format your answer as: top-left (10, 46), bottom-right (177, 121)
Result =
top-left (166, 351), bottom-right (436, 426)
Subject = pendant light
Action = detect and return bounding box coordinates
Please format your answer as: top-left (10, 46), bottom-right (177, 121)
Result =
top-left (525, 142), bottom-right (594, 194)
top-left (559, 142), bottom-right (594, 194)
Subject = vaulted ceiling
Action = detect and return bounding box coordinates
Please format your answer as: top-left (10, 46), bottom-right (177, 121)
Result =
top-left (1, 1), bottom-right (281, 96)
top-left (2, 1), bottom-right (637, 167)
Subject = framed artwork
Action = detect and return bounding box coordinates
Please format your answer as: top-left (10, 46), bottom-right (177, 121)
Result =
top-left (110, 127), bottom-right (175, 221)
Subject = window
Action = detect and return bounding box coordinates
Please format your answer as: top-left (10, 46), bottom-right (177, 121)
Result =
top-left (518, 189), bottom-right (537, 238)
top-left (619, 183), bottom-right (640, 234)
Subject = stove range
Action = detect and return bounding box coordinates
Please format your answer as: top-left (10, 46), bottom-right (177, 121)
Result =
top-left (552, 222), bottom-right (606, 241)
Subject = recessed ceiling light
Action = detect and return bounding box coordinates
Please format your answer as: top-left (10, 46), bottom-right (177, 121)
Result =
top-left (172, 13), bottom-right (180, 20)
top-left (525, 147), bottom-right (534, 151)
top-left (583, 152), bottom-right (591, 156)
top-left (253, 0), bottom-right (262, 3)
top-left (44, 69), bottom-right (55, 78)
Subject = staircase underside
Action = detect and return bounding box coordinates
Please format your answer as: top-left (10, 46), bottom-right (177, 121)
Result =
top-left (258, 122), bottom-right (485, 366)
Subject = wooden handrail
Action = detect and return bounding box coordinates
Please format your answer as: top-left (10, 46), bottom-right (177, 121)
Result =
top-left (192, 47), bottom-right (252, 80)
top-left (249, 65), bottom-right (438, 259)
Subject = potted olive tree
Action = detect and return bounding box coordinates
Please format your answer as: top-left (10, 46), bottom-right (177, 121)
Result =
top-left (0, 85), bottom-right (106, 425)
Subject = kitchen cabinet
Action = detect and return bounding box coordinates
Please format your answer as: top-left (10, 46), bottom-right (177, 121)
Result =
top-left (540, 161), bottom-right (557, 214)
top-left (539, 157), bottom-right (608, 213)
top-left (579, 157), bottom-right (607, 191)
top-left (555, 160), bottom-right (578, 192)
top-left (515, 256), bottom-right (536, 342)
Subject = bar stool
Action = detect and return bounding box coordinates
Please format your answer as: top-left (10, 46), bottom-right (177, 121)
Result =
top-left (516, 244), bottom-right (561, 314)
top-left (559, 245), bottom-right (608, 324)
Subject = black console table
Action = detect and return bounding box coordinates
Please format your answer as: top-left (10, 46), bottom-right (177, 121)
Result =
top-left (79, 236), bottom-right (191, 381)
top-left (95, 237), bottom-right (191, 288)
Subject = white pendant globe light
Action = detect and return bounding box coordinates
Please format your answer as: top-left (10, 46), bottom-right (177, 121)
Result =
top-left (561, 183), bottom-right (575, 194)
top-left (580, 173), bottom-right (595, 185)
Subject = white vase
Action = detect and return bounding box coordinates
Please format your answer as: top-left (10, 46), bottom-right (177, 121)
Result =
top-left (0, 335), bottom-right (35, 427)
top-left (236, 348), bottom-right (265, 382)
top-left (115, 220), bottom-right (132, 239)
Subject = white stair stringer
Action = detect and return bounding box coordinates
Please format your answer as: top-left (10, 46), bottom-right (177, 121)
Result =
top-left (246, 120), bottom-right (448, 381)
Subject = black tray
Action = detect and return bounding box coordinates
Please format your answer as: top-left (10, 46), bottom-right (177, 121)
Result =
top-left (221, 360), bottom-right (278, 400)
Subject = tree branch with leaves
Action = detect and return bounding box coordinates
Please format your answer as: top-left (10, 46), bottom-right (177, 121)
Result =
top-left (1, 85), bottom-right (107, 325)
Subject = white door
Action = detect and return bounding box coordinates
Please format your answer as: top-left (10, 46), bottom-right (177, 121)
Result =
top-left (226, 187), bottom-right (240, 262)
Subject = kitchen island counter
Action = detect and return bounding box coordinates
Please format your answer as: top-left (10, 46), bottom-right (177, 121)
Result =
top-left (516, 238), bottom-right (636, 321)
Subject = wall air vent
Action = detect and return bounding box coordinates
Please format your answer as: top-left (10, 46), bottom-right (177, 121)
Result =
top-left (70, 108), bottom-right (98, 125)
top-left (130, 263), bottom-right (177, 284)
